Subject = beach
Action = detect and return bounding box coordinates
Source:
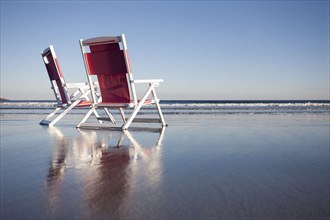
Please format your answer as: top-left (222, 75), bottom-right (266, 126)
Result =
top-left (1, 109), bottom-right (329, 219)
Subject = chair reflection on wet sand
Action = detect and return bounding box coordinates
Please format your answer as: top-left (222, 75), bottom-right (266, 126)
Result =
top-left (45, 126), bottom-right (165, 218)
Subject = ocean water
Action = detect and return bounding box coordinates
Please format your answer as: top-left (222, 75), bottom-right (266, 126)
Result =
top-left (1, 100), bottom-right (329, 219)
top-left (1, 100), bottom-right (329, 115)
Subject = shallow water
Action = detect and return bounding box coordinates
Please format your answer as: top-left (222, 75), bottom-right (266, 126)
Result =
top-left (1, 114), bottom-right (329, 219)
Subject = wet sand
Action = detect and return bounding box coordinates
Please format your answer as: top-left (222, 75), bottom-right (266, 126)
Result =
top-left (1, 113), bottom-right (329, 219)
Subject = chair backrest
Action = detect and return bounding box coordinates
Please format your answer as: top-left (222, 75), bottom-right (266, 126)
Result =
top-left (80, 34), bottom-right (137, 105)
top-left (42, 46), bottom-right (71, 105)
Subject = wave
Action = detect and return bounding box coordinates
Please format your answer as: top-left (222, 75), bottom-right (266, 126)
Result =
top-left (1, 100), bottom-right (329, 115)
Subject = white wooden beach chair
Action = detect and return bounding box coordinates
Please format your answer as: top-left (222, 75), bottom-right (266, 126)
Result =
top-left (40, 45), bottom-right (100, 126)
top-left (77, 34), bottom-right (167, 130)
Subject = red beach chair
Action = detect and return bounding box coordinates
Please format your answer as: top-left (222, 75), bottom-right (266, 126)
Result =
top-left (40, 45), bottom-right (99, 126)
top-left (77, 34), bottom-right (167, 130)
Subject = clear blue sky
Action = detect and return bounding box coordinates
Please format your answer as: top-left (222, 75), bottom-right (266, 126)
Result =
top-left (1, 0), bottom-right (329, 100)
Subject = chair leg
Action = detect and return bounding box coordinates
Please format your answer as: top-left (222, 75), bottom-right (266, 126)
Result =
top-left (119, 108), bottom-right (126, 123)
top-left (122, 106), bottom-right (141, 130)
top-left (48, 98), bottom-right (86, 126)
top-left (117, 132), bottom-right (125, 146)
top-left (77, 107), bottom-right (95, 128)
top-left (93, 109), bottom-right (99, 117)
top-left (151, 88), bottom-right (167, 127)
top-left (39, 107), bottom-right (62, 126)
top-left (122, 84), bottom-right (155, 130)
top-left (156, 127), bottom-right (166, 146)
top-left (104, 108), bottom-right (117, 124)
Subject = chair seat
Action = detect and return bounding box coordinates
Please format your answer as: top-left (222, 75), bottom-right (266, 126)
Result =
top-left (57, 100), bottom-right (93, 108)
top-left (77, 100), bottom-right (94, 107)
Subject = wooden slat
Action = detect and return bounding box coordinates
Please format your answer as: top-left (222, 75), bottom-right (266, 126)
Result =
top-left (39, 120), bottom-right (51, 125)
top-left (78, 123), bottom-right (163, 133)
top-left (125, 118), bottom-right (161, 123)
top-left (78, 123), bottom-right (122, 131)
top-left (97, 117), bottom-right (113, 121)
top-left (96, 117), bottom-right (161, 123)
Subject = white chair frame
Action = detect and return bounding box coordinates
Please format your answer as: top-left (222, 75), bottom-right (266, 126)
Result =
top-left (77, 34), bottom-right (167, 130)
top-left (40, 45), bottom-right (99, 126)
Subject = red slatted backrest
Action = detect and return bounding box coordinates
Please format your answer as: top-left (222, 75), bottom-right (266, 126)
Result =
top-left (84, 42), bottom-right (130, 103)
top-left (43, 51), bottom-right (69, 104)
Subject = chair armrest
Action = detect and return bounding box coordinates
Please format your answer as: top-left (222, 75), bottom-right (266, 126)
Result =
top-left (132, 79), bottom-right (164, 84)
top-left (66, 82), bottom-right (99, 89)
top-left (65, 82), bottom-right (89, 89)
